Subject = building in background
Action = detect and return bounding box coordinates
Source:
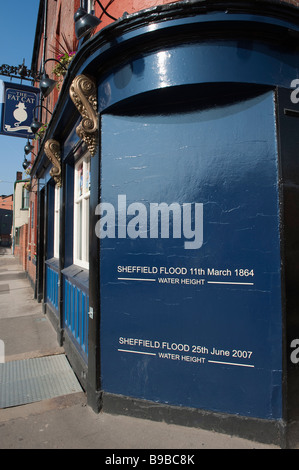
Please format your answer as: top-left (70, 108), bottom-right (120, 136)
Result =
top-left (0, 194), bottom-right (13, 211)
top-left (24, 0), bottom-right (299, 447)
top-left (0, 194), bottom-right (13, 247)
top-left (12, 171), bottom-right (29, 269)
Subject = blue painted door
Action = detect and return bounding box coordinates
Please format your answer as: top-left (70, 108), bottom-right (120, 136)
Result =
top-left (46, 265), bottom-right (59, 313)
top-left (99, 90), bottom-right (282, 419)
top-left (63, 277), bottom-right (89, 361)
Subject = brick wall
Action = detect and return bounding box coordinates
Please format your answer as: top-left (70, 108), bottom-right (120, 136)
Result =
top-left (26, 188), bottom-right (38, 288)
top-left (14, 224), bottom-right (28, 271)
top-left (94, 0), bottom-right (299, 30)
top-left (0, 195), bottom-right (13, 211)
top-left (94, 0), bottom-right (180, 30)
top-left (27, 256), bottom-right (36, 289)
top-left (40, 0), bottom-right (80, 116)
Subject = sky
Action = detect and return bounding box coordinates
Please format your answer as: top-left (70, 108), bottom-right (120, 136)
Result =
top-left (0, 1), bottom-right (39, 196)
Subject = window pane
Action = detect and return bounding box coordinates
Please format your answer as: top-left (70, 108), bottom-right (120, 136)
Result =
top-left (74, 153), bottom-right (91, 268)
top-left (77, 162), bottom-right (83, 198)
top-left (78, 200), bottom-right (83, 260)
top-left (85, 160), bottom-right (91, 194)
top-left (85, 199), bottom-right (89, 262)
top-left (23, 188), bottom-right (29, 209)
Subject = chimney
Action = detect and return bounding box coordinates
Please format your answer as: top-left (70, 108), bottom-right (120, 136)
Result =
top-left (16, 171), bottom-right (22, 181)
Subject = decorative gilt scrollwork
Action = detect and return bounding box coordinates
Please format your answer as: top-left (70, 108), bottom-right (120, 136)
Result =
top-left (44, 139), bottom-right (62, 187)
top-left (69, 74), bottom-right (98, 156)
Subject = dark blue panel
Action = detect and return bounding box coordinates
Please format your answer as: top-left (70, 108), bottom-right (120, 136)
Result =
top-left (98, 39), bottom-right (298, 112)
top-left (47, 184), bottom-right (55, 260)
top-left (63, 276), bottom-right (89, 361)
top-left (99, 90), bottom-right (282, 419)
top-left (64, 164), bottom-right (74, 267)
top-left (46, 265), bottom-right (59, 313)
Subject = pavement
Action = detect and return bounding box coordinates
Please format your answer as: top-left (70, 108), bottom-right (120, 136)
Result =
top-left (0, 247), bottom-right (289, 450)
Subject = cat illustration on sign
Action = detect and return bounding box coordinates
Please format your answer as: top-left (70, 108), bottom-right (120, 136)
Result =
top-left (13, 102), bottom-right (28, 126)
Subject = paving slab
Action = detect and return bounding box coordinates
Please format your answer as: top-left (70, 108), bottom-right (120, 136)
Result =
top-left (0, 392), bottom-right (279, 449)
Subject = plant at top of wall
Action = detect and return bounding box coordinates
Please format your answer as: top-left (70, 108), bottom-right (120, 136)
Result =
top-left (34, 123), bottom-right (48, 141)
top-left (49, 33), bottom-right (78, 89)
top-left (24, 181), bottom-right (31, 192)
top-left (53, 51), bottom-right (76, 78)
top-left (25, 164), bottom-right (32, 176)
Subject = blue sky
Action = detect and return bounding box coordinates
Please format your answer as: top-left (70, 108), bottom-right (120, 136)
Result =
top-left (0, 1), bottom-right (39, 196)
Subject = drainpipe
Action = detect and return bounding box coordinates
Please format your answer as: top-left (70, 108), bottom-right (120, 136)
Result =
top-left (42, 0), bottom-right (48, 75)
top-left (39, 0), bottom-right (48, 124)
top-left (12, 182), bottom-right (16, 255)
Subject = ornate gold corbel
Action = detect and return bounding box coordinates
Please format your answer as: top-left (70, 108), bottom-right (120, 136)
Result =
top-left (44, 139), bottom-right (62, 187)
top-left (69, 74), bottom-right (98, 156)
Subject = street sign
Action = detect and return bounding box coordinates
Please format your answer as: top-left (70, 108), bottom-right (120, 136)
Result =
top-left (0, 81), bottom-right (40, 139)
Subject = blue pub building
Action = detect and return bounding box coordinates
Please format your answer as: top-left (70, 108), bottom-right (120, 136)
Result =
top-left (31, 0), bottom-right (299, 447)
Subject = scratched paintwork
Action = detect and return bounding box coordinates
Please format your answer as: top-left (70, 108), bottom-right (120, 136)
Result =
top-left (99, 91), bottom-right (283, 419)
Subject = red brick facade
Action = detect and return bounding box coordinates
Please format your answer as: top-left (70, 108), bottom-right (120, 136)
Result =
top-left (94, 0), bottom-right (180, 30)
top-left (14, 224), bottom-right (28, 271)
top-left (94, 0), bottom-right (299, 30)
top-left (0, 195), bottom-right (13, 211)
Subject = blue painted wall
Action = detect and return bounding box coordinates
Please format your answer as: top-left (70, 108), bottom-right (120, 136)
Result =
top-left (99, 89), bottom-right (282, 419)
top-left (46, 265), bottom-right (59, 312)
top-left (46, 183), bottom-right (54, 260)
top-left (64, 277), bottom-right (89, 361)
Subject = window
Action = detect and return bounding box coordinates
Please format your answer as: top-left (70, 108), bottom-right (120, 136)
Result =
top-left (15, 227), bottom-right (20, 246)
top-left (54, 185), bottom-right (60, 259)
top-left (74, 154), bottom-right (90, 269)
top-left (22, 186), bottom-right (29, 209)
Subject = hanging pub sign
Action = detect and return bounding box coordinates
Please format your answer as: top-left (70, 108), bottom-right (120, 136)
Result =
top-left (0, 81), bottom-right (40, 139)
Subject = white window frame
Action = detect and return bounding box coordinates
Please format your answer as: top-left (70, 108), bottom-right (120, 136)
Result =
top-left (54, 184), bottom-right (60, 259)
top-left (22, 186), bottom-right (29, 209)
top-left (74, 153), bottom-right (90, 269)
